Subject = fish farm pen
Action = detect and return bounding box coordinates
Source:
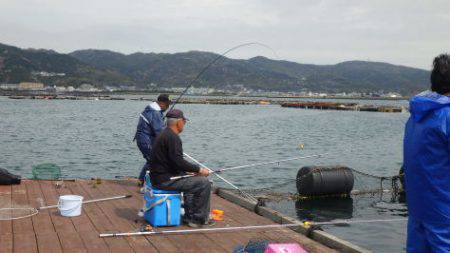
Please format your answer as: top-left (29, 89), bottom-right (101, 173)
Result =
top-left (0, 179), bottom-right (372, 253)
top-left (280, 102), bottom-right (405, 113)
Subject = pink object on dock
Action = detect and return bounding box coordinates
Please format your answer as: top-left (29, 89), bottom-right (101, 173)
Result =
top-left (264, 243), bottom-right (308, 253)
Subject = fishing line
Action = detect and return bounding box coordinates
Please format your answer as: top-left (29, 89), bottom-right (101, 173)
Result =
top-left (183, 152), bottom-right (258, 202)
top-left (168, 42), bottom-right (279, 112)
top-left (170, 153), bottom-right (327, 180)
top-left (139, 43), bottom-right (278, 201)
top-left (99, 217), bottom-right (407, 237)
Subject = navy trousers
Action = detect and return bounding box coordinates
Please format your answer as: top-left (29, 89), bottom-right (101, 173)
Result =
top-left (136, 139), bottom-right (151, 181)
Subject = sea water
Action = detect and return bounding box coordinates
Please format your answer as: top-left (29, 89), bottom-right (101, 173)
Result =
top-left (0, 96), bottom-right (409, 252)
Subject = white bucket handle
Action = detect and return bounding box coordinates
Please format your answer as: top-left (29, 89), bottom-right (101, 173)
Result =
top-left (58, 199), bottom-right (82, 212)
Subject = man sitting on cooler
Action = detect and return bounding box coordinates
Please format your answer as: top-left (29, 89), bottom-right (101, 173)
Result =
top-left (149, 109), bottom-right (214, 228)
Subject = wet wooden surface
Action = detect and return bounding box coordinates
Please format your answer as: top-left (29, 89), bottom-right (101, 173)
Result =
top-left (0, 180), bottom-right (336, 253)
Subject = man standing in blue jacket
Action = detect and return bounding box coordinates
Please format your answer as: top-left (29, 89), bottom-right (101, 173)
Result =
top-left (135, 94), bottom-right (171, 183)
top-left (404, 54), bottom-right (450, 253)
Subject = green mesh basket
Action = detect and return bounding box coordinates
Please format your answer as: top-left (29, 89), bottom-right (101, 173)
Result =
top-left (32, 163), bottom-right (61, 180)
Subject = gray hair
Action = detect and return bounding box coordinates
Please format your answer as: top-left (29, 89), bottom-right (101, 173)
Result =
top-left (166, 117), bottom-right (180, 126)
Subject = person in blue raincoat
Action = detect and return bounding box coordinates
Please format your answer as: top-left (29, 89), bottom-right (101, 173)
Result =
top-left (135, 94), bottom-right (171, 183)
top-left (404, 53), bottom-right (450, 253)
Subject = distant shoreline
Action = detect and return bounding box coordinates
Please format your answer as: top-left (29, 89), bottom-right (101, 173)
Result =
top-left (0, 90), bottom-right (408, 101)
top-left (2, 91), bottom-right (408, 113)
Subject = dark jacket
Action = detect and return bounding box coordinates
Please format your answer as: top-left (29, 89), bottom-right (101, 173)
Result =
top-left (150, 128), bottom-right (200, 185)
top-left (135, 102), bottom-right (165, 159)
top-left (404, 91), bottom-right (450, 224)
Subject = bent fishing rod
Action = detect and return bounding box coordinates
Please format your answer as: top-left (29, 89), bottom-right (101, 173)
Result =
top-left (161, 44), bottom-right (277, 199)
top-left (167, 42), bottom-right (278, 113)
top-left (99, 218), bottom-right (407, 237)
top-left (170, 153), bottom-right (327, 180)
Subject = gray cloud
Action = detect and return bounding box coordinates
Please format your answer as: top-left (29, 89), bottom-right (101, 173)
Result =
top-left (0, 0), bottom-right (449, 69)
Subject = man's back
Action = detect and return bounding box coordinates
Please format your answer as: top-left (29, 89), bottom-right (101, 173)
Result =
top-left (135, 102), bottom-right (164, 144)
top-left (150, 128), bottom-right (199, 185)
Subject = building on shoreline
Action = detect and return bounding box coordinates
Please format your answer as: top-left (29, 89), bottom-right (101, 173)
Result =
top-left (0, 83), bottom-right (19, 90)
top-left (19, 82), bottom-right (45, 90)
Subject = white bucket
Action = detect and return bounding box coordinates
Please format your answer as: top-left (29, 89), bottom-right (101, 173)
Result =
top-left (58, 195), bottom-right (83, 217)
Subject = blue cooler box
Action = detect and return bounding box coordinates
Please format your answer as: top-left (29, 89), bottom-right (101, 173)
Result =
top-left (143, 185), bottom-right (182, 227)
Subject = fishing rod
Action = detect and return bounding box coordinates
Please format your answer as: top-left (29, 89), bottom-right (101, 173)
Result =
top-left (99, 218), bottom-right (407, 237)
top-left (183, 153), bottom-right (258, 202)
top-left (37, 195), bottom-right (132, 210)
top-left (170, 153), bottom-right (327, 180)
top-left (302, 218), bottom-right (407, 226)
top-left (167, 42), bottom-right (278, 112)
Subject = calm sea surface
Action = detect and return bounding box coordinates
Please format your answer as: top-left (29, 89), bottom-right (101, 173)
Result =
top-left (0, 96), bottom-right (409, 252)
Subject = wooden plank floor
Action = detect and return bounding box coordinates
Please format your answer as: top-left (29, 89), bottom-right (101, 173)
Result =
top-left (0, 180), bottom-right (336, 253)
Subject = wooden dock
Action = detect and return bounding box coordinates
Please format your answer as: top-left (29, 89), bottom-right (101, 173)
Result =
top-left (0, 179), bottom-right (339, 253)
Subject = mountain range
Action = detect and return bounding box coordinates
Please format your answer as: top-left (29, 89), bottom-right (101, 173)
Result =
top-left (0, 42), bottom-right (430, 95)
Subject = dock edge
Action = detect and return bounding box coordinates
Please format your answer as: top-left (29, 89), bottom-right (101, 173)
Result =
top-left (215, 188), bottom-right (372, 253)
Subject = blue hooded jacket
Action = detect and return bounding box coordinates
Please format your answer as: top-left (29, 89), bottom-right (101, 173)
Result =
top-left (135, 102), bottom-right (165, 158)
top-left (404, 91), bottom-right (450, 224)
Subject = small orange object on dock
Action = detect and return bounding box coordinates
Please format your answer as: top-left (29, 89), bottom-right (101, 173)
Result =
top-left (211, 209), bottom-right (224, 221)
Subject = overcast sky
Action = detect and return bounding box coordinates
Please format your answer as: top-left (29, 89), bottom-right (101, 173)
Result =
top-left (0, 0), bottom-right (449, 69)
